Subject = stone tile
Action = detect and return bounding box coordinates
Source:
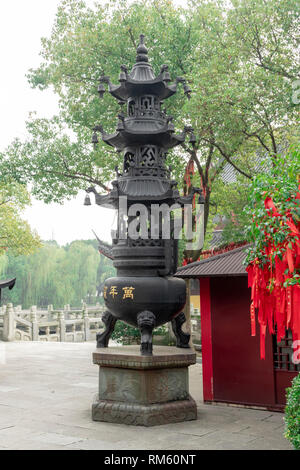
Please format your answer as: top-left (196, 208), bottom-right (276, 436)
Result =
top-left (231, 421), bottom-right (286, 438)
top-left (239, 436), bottom-right (293, 450)
top-left (263, 413), bottom-right (286, 424)
top-left (0, 425), bottom-right (44, 447)
top-left (0, 425), bottom-right (15, 432)
top-left (0, 386), bottom-right (20, 393)
top-left (72, 382), bottom-right (97, 389)
top-left (166, 431), bottom-right (257, 450)
top-left (67, 439), bottom-right (128, 450)
top-left (153, 420), bottom-right (216, 437)
top-left (26, 355), bottom-right (55, 360)
top-left (17, 418), bottom-right (138, 443)
top-left (32, 432), bottom-right (84, 446)
top-left (0, 405), bottom-right (29, 422)
top-left (10, 440), bottom-right (77, 450)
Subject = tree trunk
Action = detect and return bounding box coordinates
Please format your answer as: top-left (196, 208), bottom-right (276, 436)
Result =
top-left (185, 187), bottom-right (211, 262)
top-left (183, 279), bottom-right (194, 349)
top-left (203, 189), bottom-right (211, 238)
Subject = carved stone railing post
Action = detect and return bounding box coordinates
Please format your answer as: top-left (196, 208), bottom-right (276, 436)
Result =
top-left (59, 311), bottom-right (66, 342)
top-left (65, 304), bottom-right (73, 319)
top-left (15, 305), bottom-right (22, 317)
top-left (52, 310), bottom-right (58, 320)
top-left (83, 305), bottom-right (90, 341)
top-left (31, 305), bottom-right (38, 341)
top-left (3, 303), bottom-right (15, 342)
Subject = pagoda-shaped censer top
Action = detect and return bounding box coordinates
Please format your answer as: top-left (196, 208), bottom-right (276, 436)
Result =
top-left (86, 35), bottom-right (203, 356)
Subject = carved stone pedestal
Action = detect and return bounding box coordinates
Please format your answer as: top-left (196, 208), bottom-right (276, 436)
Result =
top-left (92, 346), bottom-right (197, 426)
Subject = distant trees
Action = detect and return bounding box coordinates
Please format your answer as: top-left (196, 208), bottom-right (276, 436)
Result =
top-left (0, 239), bottom-right (115, 308)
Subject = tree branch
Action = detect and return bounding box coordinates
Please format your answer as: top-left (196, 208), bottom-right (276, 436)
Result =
top-left (206, 140), bottom-right (252, 179)
top-left (38, 168), bottom-right (109, 192)
top-left (242, 130), bottom-right (270, 153)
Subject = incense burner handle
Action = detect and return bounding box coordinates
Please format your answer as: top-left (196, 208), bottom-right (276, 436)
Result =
top-left (171, 312), bottom-right (190, 348)
top-left (96, 310), bottom-right (117, 348)
top-left (137, 310), bottom-right (156, 356)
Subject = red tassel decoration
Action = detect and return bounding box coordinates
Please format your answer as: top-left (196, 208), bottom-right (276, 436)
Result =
top-left (247, 194), bottom-right (300, 359)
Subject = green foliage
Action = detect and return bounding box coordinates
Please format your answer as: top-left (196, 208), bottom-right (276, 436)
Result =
top-left (284, 373), bottom-right (300, 450)
top-left (111, 321), bottom-right (140, 345)
top-left (245, 144), bottom-right (300, 272)
top-left (208, 173), bottom-right (250, 245)
top-left (0, 182), bottom-right (41, 256)
top-left (177, 239), bottom-right (186, 266)
top-left (111, 321), bottom-right (168, 345)
top-left (0, 239), bottom-right (115, 308)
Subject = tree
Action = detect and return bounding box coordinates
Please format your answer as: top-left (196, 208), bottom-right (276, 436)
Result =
top-left (0, 181), bottom-right (40, 256)
top-left (208, 173), bottom-right (251, 245)
top-left (183, 0), bottom-right (298, 247)
top-left (0, 240), bottom-right (115, 307)
top-left (0, 0), bottom-right (298, 257)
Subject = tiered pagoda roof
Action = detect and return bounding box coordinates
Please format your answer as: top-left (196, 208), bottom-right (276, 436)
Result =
top-left (101, 34), bottom-right (182, 103)
top-left (100, 124), bottom-right (187, 151)
top-left (87, 34), bottom-right (200, 205)
top-left (94, 34), bottom-right (191, 152)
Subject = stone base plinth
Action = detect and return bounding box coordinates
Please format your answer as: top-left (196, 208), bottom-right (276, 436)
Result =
top-left (92, 346), bottom-right (197, 426)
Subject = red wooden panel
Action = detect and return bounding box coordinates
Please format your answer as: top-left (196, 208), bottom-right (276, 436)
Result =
top-left (199, 278), bottom-right (214, 401)
top-left (210, 276), bottom-right (276, 408)
top-left (274, 370), bottom-right (298, 406)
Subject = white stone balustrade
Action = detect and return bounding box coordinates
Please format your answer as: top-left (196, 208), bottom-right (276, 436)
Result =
top-left (0, 303), bottom-right (105, 343)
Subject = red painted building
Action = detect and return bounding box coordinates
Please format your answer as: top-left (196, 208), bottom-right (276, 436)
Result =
top-left (176, 245), bottom-right (299, 411)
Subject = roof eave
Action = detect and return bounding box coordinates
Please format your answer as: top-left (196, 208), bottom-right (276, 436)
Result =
top-left (175, 272), bottom-right (247, 279)
top-left (0, 278), bottom-right (16, 289)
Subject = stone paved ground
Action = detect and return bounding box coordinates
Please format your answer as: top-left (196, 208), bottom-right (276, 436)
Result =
top-left (0, 341), bottom-right (292, 450)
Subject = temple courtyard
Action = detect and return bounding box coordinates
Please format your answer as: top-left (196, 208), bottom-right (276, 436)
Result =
top-left (0, 341), bottom-right (292, 450)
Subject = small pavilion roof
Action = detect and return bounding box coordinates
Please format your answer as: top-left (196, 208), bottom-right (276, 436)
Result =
top-left (101, 125), bottom-right (186, 150)
top-left (106, 35), bottom-right (178, 101)
top-left (0, 278), bottom-right (16, 290)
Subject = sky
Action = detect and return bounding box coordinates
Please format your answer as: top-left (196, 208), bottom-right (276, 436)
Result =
top-left (0, 0), bottom-right (115, 245)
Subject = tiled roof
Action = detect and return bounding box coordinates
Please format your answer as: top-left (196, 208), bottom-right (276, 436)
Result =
top-left (175, 245), bottom-right (250, 278)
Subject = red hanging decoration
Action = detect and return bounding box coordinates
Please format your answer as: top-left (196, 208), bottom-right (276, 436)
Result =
top-left (183, 159), bottom-right (194, 196)
top-left (247, 193), bottom-right (300, 359)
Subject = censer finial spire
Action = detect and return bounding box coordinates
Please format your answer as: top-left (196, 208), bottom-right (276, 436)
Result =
top-left (136, 33), bottom-right (148, 62)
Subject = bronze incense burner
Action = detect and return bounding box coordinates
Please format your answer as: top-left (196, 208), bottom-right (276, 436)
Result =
top-left (86, 35), bottom-right (203, 355)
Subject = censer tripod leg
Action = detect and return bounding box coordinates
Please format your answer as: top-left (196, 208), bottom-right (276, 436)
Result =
top-left (137, 311), bottom-right (156, 356)
top-left (96, 311), bottom-right (117, 348)
top-left (171, 312), bottom-right (190, 348)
